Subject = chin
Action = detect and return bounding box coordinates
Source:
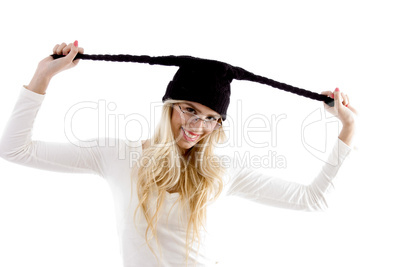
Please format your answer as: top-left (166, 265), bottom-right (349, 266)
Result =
top-left (177, 139), bottom-right (197, 149)
top-left (176, 138), bottom-right (201, 154)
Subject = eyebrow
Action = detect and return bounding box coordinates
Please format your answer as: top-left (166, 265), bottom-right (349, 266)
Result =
top-left (182, 103), bottom-right (221, 118)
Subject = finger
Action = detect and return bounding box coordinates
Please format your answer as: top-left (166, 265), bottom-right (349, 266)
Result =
top-left (321, 91), bottom-right (334, 109)
top-left (72, 46), bottom-right (84, 64)
top-left (321, 90), bottom-right (332, 96)
top-left (53, 44), bottom-right (59, 54)
top-left (334, 88), bottom-right (343, 112)
top-left (343, 93), bottom-right (350, 107)
top-left (65, 43), bottom-right (79, 62)
top-left (341, 92), bottom-right (349, 107)
top-left (321, 91), bottom-right (335, 109)
top-left (322, 90), bottom-right (335, 100)
top-left (62, 43), bottom-right (73, 56)
top-left (56, 42), bottom-right (67, 55)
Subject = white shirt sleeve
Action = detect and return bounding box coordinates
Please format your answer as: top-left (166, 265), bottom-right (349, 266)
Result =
top-left (0, 87), bottom-right (124, 179)
top-left (223, 138), bottom-right (352, 211)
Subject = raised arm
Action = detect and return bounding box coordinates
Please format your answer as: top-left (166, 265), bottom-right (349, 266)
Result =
top-left (0, 42), bottom-right (125, 178)
top-left (322, 87), bottom-right (357, 147)
top-left (26, 41), bottom-right (83, 95)
top-left (225, 87), bottom-right (357, 211)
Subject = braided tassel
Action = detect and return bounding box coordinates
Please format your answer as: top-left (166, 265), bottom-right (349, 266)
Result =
top-left (51, 53), bottom-right (335, 107)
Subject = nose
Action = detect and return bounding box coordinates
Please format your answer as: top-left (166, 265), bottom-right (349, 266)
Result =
top-left (188, 118), bottom-right (207, 132)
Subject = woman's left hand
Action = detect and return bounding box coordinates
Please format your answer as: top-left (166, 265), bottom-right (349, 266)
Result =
top-left (321, 88), bottom-right (357, 126)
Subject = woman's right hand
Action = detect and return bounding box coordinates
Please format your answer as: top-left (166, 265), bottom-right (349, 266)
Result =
top-left (26, 41), bottom-right (84, 95)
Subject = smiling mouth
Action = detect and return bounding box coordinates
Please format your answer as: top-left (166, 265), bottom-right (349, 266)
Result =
top-left (181, 127), bottom-right (199, 141)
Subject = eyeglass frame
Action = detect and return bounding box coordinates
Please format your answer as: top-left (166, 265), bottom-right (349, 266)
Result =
top-left (172, 104), bottom-right (222, 130)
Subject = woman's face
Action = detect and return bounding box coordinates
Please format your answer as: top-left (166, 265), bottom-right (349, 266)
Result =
top-left (171, 101), bottom-right (221, 154)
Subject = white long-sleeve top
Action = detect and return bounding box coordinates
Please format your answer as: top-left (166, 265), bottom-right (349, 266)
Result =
top-left (0, 87), bottom-right (352, 266)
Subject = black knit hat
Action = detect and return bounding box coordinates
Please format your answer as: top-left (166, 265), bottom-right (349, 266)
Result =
top-left (52, 53), bottom-right (334, 121)
top-left (162, 59), bottom-right (233, 120)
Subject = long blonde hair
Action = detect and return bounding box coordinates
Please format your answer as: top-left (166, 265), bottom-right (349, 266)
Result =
top-left (131, 99), bottom-right (227, 264)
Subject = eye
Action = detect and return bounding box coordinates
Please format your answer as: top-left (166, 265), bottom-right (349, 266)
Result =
top-left (185, 107), bottom-right (196, 114)
top-left (206, 116), bottom-right (218, 121)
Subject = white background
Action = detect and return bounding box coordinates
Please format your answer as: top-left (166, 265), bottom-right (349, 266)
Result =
top-left (0, 1), bottom-right (401, 266)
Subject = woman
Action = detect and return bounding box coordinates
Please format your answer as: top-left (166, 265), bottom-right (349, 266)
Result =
top-left (0, 41), bottom-right (356, 266)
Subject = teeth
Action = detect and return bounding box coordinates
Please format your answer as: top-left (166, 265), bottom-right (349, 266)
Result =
top-left (183, 128), bottom-right (197, 138)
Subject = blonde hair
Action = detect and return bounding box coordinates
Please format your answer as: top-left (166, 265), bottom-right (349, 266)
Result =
top-left (131, 99), bottom-right (227, 265)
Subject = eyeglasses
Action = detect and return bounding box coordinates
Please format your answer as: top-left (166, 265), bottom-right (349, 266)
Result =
top-left (175, 104), bottom-right (222, 130)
